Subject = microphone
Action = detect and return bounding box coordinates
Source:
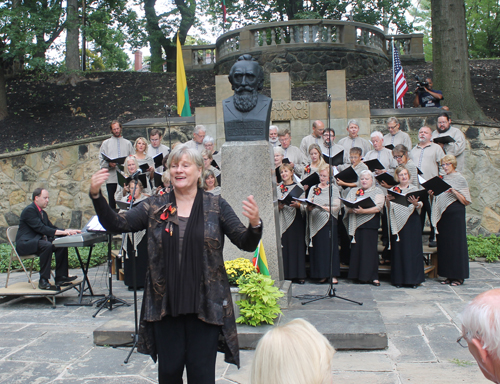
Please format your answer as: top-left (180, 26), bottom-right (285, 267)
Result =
top-left (131, 170), bottom-right (141, 179)
top-left (327, 94), bottom-right (331, 109)
top-left (165, 104), bottom-right (172, 116)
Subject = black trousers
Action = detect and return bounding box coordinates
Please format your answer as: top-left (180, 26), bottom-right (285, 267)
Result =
top-left (420, 195), bottom-right (435, 241)
top-left (153, 314), bottom-right (221, 384)
top-left (106, 183), bottom-right (118, 210)
top-left (36, 240), bottom-right (69, 280)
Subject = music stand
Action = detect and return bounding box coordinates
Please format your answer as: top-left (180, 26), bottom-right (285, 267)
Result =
top-left (296, 94), bottom-right (362, 306)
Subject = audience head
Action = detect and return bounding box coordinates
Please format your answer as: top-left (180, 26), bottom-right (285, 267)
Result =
top-left (203, 135), bottom-right (215, 153)
top-left (349, 147), bottom-right (362, 166)
top-left (109, 120), bottom-right (122, 138)
top-left (134, 137), bottom-right (148, 155)
top-left (161, 171), bottom-right (171, 188)
top-left (250, 318), bottom-right (335, 384)
top-left (201, 149), bottom-right (214, 170)
top-left (346, 119), bottom-right (360, 139)
top-left (387, 117), bottom-right (400, 135)
top-left (437, 112), bottom-right (451, 133)
top-left (370, 131), bottom-right (384, 151)
top-left (274, 147), bottom-right (285, 167)
top-left (322, 128), bottom-right (335, 147)
top-left (128, 179), bottom-right (144, 199)
top-left (460, 288), bottom-right (500, 383)
top-left (279, 163), bottom-right (295, 183)
top-left (125, 155), bottom-right (139, 176)
top-left (167, 144), bottom-right (204, 188)
top-left (394, 165), bottom-right (411, 185)
top-left (392, 144), bottom-right (409, 165)
top-left (278, 128), bottom-right (292, 149)
top-left (193, 125), bottom-right (207, 144)
top-left (312, 120), bottom-right (325, 138)
top-left (441, 154), bottom-right (457, 174)
top-left (149, 129), bottom-right (163, 148)
top-left (203, 169), bottom-right (218, 190)
top-left (308, 144), bottom-right (325, 166)
top-left (269, 125), bottom-right (279, 143)
top-left (358, 169), bottom-right (375, 190)
top-left (318, 163), bottom-right (331, 185)
top-left (418, 126), bottom-right (433, 144)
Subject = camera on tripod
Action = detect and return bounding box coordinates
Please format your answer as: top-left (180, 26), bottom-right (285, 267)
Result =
top-left (415, 75), bottom-right (429, 92)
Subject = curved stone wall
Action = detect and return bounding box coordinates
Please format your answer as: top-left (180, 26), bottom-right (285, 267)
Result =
top-left (215, 47), bottom-right (389, 81)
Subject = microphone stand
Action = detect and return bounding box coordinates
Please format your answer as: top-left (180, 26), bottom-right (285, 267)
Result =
top-left (164, 103), bottom-right (173, 191)
top-left (299, 94), bottom-right (362, 306)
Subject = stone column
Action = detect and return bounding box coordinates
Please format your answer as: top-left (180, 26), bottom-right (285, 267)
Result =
top-left (221, 140), bottom-right (284, 283)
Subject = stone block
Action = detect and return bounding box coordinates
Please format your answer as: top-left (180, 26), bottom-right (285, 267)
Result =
top-left (221, 141), bottom-right (283, 282)
top-left (270, 73), bottom-right (291, 100)
top-left (215, 75), bottom-right (232, 104)
top-left (195, 107), bottom-right (216, 126)
top-left (482, 207), bottom-right (500, 233)
top-left (309, 102), bottom-right (327, 120)
top-left (8, 190), bottom-right (25, 206)
top-left (347, 100), bottom-right (370, 119)
top-left (331, 100), bottom-right (347, 119)
top-left (290, 119), bottom-right (311, 147)
top-left (326, 70), bottom-right (346, 101)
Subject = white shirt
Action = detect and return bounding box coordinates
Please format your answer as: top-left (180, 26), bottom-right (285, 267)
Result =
top-left (432, 126), bottom-right (466, 172)
top-left (383, 130), bottom-right (412, 150)
top-left (147, 143), bottom-right (170, 172)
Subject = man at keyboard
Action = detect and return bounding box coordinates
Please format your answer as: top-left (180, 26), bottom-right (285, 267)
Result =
top-left (16, 188), bottom-right (80, 290)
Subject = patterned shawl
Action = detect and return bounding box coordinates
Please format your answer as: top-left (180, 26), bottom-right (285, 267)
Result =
top-left (306, 184), bottom-right (341, 246)
top-left (344, 186), bottom-right (384, 242)
top-left (431, 172), bottom-right (471, 231)
top-left (405, 159), bottom-right (420, 187)
top-left (277, 182), bottom-right (305, 235)
top-left (389, 184), bottom-right (421, 240)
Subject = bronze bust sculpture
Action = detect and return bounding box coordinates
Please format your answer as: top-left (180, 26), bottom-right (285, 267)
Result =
top-left (223, 54), bottom-right (273, 141)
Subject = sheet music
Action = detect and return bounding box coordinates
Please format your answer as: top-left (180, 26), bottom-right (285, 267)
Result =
top-left (85, 215), bottom-right (106, 232)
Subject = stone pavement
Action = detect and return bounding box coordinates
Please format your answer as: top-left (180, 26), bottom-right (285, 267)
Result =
top-left (0, 260), bottom-right (498, 384)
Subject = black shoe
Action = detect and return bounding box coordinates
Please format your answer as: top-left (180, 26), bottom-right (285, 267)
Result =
top-left (38, 278), bottom-right (51, 290)
top-left (55, 275), bottom-right (78, 286)
top-left (428, 240), bottom-right (437, 247)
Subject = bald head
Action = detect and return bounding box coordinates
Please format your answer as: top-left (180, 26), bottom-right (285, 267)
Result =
top-left (312, 120), bottom-right (325, 138)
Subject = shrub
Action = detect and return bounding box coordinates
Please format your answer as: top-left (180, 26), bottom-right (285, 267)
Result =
top-left (236, 272), bottom-right (283, 327)
top-left (224, 257), bottom-right (256, 286)
top-left (467, 235), bottom-right (500, 263)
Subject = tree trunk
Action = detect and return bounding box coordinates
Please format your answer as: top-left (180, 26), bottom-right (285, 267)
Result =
top-left (0, 57), bottom-right (8, 120)
top-left (144, 0), bottom-right (168, 72)
top-left (65, 0), bottom-right (80, 71)
top-left (431, 0), bottom-right (488, 121)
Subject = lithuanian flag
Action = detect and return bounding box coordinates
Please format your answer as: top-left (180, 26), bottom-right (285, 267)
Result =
top-left (252, 240), bottom-right (270, 276)
top-left (176, 34), bottom-right (191, 117)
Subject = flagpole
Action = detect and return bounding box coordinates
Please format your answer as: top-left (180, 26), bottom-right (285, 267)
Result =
top-left (392, 37), bottom-right (396, 109)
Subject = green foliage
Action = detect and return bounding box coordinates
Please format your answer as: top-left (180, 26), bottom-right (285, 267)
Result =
top-left (236, 272), bottom-right (283, 327)
top-left (409, 0), bottom-right (432, 61)
top-left (467, 235), bottom-right (500, 263)
top-left (466, 0), bottom-right (500, 58)
top-left (0, 243), bottom-right (109, 274)
top-left (449, 358), bottom-right (474, 367)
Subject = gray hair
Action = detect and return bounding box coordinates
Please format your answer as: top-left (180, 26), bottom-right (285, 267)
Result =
top-left (347, 119), bottom-right (359, 129)
top-left (370, 131), bottom-right (384, 140)
top-left (461, 289), bottom-right (500, 361)
top-left (193, 125), bottom-right (206, 135)
top-left (278, 128), bottom-right (291, 137)
top-left (269, 125), bottom-right (278, 133)
top-left (387, 117), bottom-right (399, 125)
top-left (357, 170), bottom-right (376, 188)
top-left (203, 135), bottom-right (215, 145)
top-left (167, 144), bottom-right (204, 186)
top-left (274, 147), bottom-right (285, 156)
top-left (124, 155), bottom-right (139, 176)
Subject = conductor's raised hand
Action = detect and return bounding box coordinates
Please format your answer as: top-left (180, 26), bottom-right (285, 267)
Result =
top-left (242, 195), bottom-right (261, 227)
top-left (90, 168), bottom-right (109, 198)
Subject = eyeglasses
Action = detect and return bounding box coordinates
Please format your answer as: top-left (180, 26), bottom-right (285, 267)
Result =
top-left (456, 335), bottom-right (468, 348)
top-left (387, 125), bottom-right (398, 129)
top-left (442, 163), bottom-right (453, 167)
top-left (393, 155), bottom-right (403, 160)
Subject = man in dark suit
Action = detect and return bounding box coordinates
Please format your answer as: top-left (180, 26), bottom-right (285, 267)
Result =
top-left (16, 188), bottom-right (80, 289)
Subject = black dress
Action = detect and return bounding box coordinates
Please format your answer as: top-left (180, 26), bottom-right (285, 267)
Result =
top-left (123, 233), bottom-right (148, 289)
top-left (309, 217), bottom-right (339, 279)
top-left (282, 212), bottom-right (307, 280)
top-left (436, 201), bottom-right (469, 280)
top-left (390, 211), bottom-right (425, 286)
top-left (348, 214), bottom-right (380, 282)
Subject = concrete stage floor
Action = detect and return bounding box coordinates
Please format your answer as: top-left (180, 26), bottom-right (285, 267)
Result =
top-left (0, 261), bottom-right (498, 383)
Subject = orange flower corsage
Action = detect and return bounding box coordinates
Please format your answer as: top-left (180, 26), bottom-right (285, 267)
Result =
top-left (393, 186), bottom-right (402, 193)
top-left (280, 184), bottom-right (288, 194)
top-left (313, 187), bottom-right (321, 196)
top-left (160, 204), bottom-right (177, 235)
top-left (356, 188), bottom-right (364, 197)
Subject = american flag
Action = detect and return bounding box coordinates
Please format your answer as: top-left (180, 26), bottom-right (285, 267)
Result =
top-left (393, 48), bottom-right (408, 108)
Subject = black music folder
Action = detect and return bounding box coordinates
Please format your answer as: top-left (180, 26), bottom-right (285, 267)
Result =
top-left (340, 196), bottom-right (376, 209)
top-left (211, 159), bottom-right (220, 170)
top-left (388, 188), bottom-right (429, 207)
top-left (101, 153), bottom-right (128, 165)
top-left (278, 185), bottom-right (303, 205)
top-left (421, 176), bottom-right (452, 195)
top-left (385, 144), bottom-right (395, 150)
top-left (139, 163), bottom-right (150, 173)
top-left (117, 171), bottom-right (148, 189)
top-left (275, 167), bottom-right (282, 183)
top-left (335, 166), bottom-right (358, 184)
top-left (375, 172), bottom-right (398, 186)
top-left (364, 158), bottom-right (385, 172)
top-left (116, 200), bottom-right (142, 210)
top-left (322, 150), bottom-right (344, 166)
top-left (293, 197), bottom-right (322, 209)
top-left (153, 171), bottom-right (163, 188)
top-left (432, 136), bottom-right (456, 145)
top-left (153, 153), bottom-right (164, 168)
top-left (301, 172), bottom-right (320, 189)
top-left (282, 158), bottom-right (290, 164)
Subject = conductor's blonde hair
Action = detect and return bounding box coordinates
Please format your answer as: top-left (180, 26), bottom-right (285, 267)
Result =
top-left (250, 318), bottom-right (335, 384)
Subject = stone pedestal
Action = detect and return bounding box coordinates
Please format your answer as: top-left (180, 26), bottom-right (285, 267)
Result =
top-left (221, 140), bottom-right (284, 283)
